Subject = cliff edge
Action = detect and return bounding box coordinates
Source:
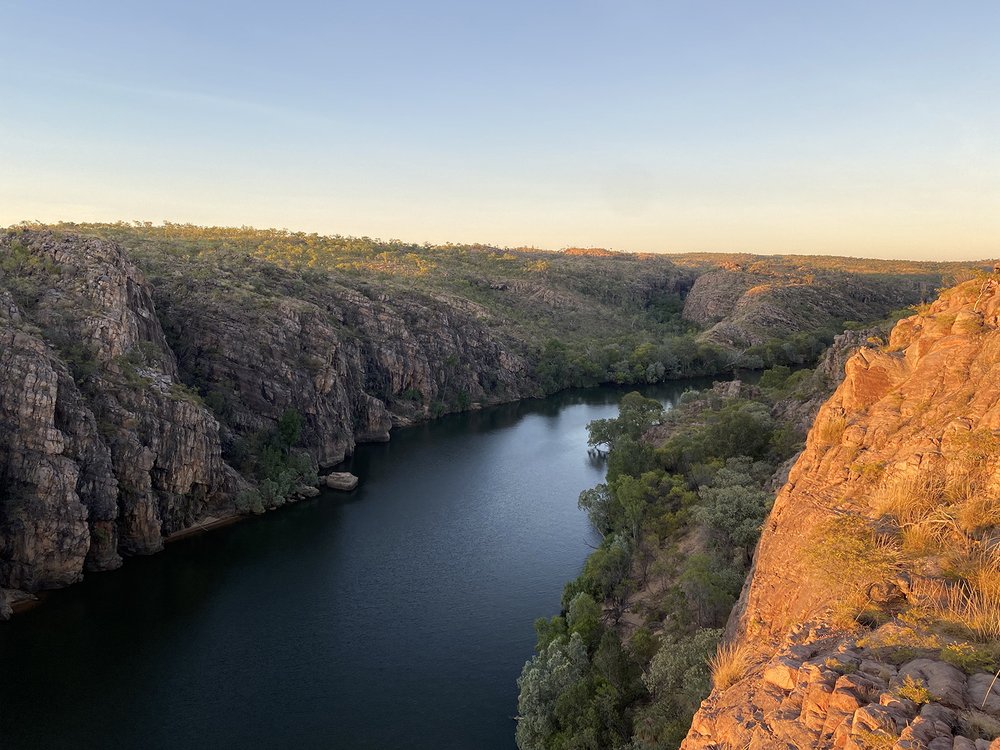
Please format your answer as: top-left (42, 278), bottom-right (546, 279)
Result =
top-left (684, 274), bottom-right (1000, 750)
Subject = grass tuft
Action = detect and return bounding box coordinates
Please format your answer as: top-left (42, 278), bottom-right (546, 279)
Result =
top-left (709, 641), bottom-right (754, 691)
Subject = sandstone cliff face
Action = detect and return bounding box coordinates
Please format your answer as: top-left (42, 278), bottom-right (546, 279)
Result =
top-left (0, 230), bottom-right (535, 606)
top-left (0, 232), bottom-right (240, 593)
top-left (681, 271), bottom-right (769, 328)
top-left (0, 291), bottom-right (92, 588)
top-left (155, 276), bottom-right (531, 468)
top-left (684, 278), bottom-right (1000, 750)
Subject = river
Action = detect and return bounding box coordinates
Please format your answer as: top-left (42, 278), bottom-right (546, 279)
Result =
top-left (0, 380), bottom-right (709, 749)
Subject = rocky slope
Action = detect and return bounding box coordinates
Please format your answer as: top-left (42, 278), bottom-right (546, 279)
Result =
top-left (683, 276), bottom-right (1000, 749)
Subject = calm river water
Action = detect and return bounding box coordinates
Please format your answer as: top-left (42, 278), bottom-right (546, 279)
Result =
top-left (0, 381), bottom-right (708, 749)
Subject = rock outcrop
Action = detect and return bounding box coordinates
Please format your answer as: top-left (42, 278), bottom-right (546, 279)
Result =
top-left (683, 276), bottom-right (1000, 749)
top-left (682, 269), bottom-right (929, 351)
top-left (688, 624), bottom-right (1000, 750)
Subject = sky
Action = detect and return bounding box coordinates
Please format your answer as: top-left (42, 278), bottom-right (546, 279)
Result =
top-left (1, 1), bottom-right (998, 259)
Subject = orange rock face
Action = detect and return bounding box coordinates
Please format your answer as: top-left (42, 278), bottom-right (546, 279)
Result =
top-left (683, 276), bottom-right (1000, 750)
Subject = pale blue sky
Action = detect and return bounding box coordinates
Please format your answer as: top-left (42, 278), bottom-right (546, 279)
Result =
top-left (2, 1), bottom-right (998, 258)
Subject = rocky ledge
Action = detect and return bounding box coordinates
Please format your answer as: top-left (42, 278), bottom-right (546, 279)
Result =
top-left (687, 621), bottom-right (1000, 750)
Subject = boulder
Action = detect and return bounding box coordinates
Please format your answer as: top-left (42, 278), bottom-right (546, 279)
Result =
top-left (324, 472), bottom-right (359, 491)
top-left (897, 660), bottom-right (968, 710)
top-left (764, 657), bottom-right (801, 691)
top-left (967, 673), bottom-right (1000, 715)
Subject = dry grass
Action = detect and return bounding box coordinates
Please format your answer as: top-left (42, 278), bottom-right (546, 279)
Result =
top-left (817, 415), bottom-right (847, 446)
top-left (911, 576), bottom-right (1000, 642)
top-left (853, 728), bottom-right (897, 750)
top-left (900, 521), bottom-right (940, 556)
top-left (958, 494), bottom-right (1000, 535)
top-left (709, 641), bottom-right (754, 691)
top-left (958, 709), bottom-right (1000, 741)
top-left (810, 514), bottom-right (905, 626)
top-left (965, 546), bottom-right (1000, 597)
top-left (824, 451), bottom-right (1000, 644)
top-left (871, 472), bottom-right (944, 526)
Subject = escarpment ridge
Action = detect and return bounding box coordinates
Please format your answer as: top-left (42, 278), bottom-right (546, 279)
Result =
top-left (684, 275), bottom-right (1000, 749)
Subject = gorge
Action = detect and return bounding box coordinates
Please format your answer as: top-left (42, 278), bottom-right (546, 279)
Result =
top-left (0, 382), bottom-right (700, 749)
top-left (0, 225), bottom-right (995, 750)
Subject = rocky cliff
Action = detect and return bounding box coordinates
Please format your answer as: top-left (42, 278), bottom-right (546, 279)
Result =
top-left (0, 232), bottom-right (241, 592)
top-left (683, 276), bottom-right (1000, 749)
top-left (0, 230), bottom-right (535, 607)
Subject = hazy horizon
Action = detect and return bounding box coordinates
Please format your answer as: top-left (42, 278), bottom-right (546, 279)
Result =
top-left (3, 1), bottom-right (999, 260)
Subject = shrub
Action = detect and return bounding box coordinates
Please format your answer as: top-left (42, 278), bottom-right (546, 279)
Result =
top-left (168, 382), bottom-right (204, 405)
top-left (897, 674), bottom-right (934, 705)
top-left (235, 489), bottom-right (265, 515)
top-left (940, 642), bottom-right (997, 674)
top-left (758, 365), bottom-right (792, 390)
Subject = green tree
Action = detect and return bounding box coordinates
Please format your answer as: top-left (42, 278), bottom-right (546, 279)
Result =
top-left (567, 592), bottom-right (603, 651)
top-left (588, 392), bottom-right (664, 450)
top-left (695, 461), bottom-right (773, 560)
top-left (637, 628), bottom-right (721, 746)
top-left (516, 633), bottom-right (591, 750)
top-left (578, 484), bottom-right (615, 537)
top-left (277, 408), bottom-right (303, 448)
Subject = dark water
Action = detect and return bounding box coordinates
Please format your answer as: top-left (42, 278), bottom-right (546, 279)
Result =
top-left (0, 381), bottom-right (707, 750)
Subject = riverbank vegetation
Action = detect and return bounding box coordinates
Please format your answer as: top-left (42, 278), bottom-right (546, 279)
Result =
top-left (516, 366), bottom-right (837, 750)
